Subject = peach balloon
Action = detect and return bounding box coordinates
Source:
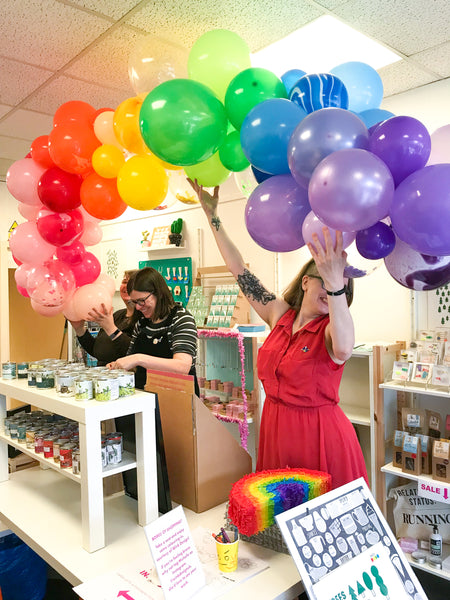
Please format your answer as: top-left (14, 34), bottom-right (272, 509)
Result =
top-left (71, 282), bottom-right (113, 320)
top-left (31, 299), bottom-right (64, 317)
top-left (95, 273), bottom-right (116, 296)
top-left (93, 110), bottom-right (123, 148)
top-left (80, 221), bottom-right (103, 246)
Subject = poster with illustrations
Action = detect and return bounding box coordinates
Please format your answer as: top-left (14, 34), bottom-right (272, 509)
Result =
top-left (276, 478), bottom-right (427, 600)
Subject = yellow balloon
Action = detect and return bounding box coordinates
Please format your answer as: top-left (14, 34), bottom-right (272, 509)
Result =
top-left (113, 97), bottom-right (149, 155)
top-left (117, 154), bottom-right (169, 211)
top-left (92, 144), bottom-right (125, 179)
top-left (93, 110), bottom-right (123, 148)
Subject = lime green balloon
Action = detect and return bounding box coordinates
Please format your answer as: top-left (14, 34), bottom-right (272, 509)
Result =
top-left (225, 67), bottom-right (288, 130)
top-left (185, 152), bottom-right (230, 187)
top-left (188, 29), bottom-right (251, 102)
top-left (139, 79), bottom-right (227, 166)
top-left (219, 131), bottom-right (250, 172)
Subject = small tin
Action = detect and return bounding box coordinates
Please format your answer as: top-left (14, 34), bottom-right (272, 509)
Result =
top-left (53, 438), bottom-right (68, 463)
top-left (72, 450), bottom-right (81, 475)
top-left (106, 433), bottom-right (123, 465)
top-left (2, 362), bottom-right (16, 379)
top-left (9, 421), bottom-right (19, 440)
top-left (17, 423), bottom-right (27, 444)
top-left (3, 417), bottom-right (12, 436)
top-left (17, 362), bottom-right (29, 379)
top-left (43, 434), bottom-right (58, 458)
top-left (95, 377), bottom-right (111, 402)
top-left (36, 368), bottom-right (55, 389)
top-left (26, 427), bottom-right (37, 449)
top-left (427, 555), bottom-right (442, 569)
top-left (34, 430), bottom-right (47, 453)
top-left (75, 377), bottom-right (94, 401)
top-left (56, 371), bottom-right (75, 397)
top-left (118, 371), bottom-right (135, 397)
top-left (411, 551), bottom-right (427, 564)
top-left (101, 440), bottom-right (108, 468)
top-left (108, 375), bottom-right (120, 401)
top-left (60, 444), bottom-right (74, 468)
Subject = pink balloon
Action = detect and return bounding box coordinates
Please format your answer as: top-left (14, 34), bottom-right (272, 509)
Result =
top-left (62, 294), bottom-right (81, 321)
top-left (17, 285), bottom-right (30, 298)
top-left (9, 221), bottom-right (55, 264)
top-left (18, 201), bottom-right (43, 221)
top-left (301, 211), bottom-right (356, 250)
top-left (79, 221), bottom-right (103, 246)
top-left (95, 273), bottom-right (116, 295)
top-left (56, 240), bottom-right (86, 265)
top-left (14, 263), bottom-right (33, 288)
top-left (71, 252), bottom-right (101, 287)
top-left (27, 260), bottom-right (76, 307)
top-left (31, 299), bottom-right (64, 317)
top-left (71, 282), bottom-right (113, 320)
top-left (36, 208), bottom-right (84, 247)
top-left (428, 124), bottom-right (450, 165)
top-left (6, 158), bottom-right (46, 205)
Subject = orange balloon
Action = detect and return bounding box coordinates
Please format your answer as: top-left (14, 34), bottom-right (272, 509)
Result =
top-left (80, 173), bottom-right (127, 220)
top-left (48, 123), bottom-right (101, 175)
top-left (53, 100), bottom-right (97, 128)
top-left (30, 135), bottom-right (54, 168)
top-left (113, 97), bottom-right (149, 155)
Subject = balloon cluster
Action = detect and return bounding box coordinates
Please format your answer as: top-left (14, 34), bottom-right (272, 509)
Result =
top-left (130, 29), bottom-right (450, 290)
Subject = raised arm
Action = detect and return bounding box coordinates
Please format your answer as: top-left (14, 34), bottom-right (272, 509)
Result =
top-left (188, 179), bottom-right (289, 328)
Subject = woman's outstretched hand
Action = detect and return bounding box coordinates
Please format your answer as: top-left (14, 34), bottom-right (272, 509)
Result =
top-left (307, 227), bottom-right (347, 292)
top-left (187, 178), bottom-right (219, 219)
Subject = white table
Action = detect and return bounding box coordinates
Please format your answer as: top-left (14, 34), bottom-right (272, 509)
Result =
top-left (0, 378), bottom-right (158, 552)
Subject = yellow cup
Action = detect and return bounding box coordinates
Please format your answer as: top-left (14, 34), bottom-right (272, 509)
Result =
top-left (216, 531), bottom-right (239, 573)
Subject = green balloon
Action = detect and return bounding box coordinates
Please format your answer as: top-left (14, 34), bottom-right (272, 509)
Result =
top-left (139, 79), bottom-right (228, 166)
top-left (219, 130), bottom-right (250, 172)
top-left (225, 67), bottom-right (288, 130)
top-left (188, 29), bottom-right (251, 102)
top-left (185, 152), bottom-right (230, 187)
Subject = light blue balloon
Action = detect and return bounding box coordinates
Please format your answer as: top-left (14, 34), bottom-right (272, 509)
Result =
top-left (331, 62), bottom-right (384, 112)
top-left (290, 73), bottom-right (349, 114)
top-left (281, 69), bottom-right (306, 95)
top-left (240, 99), bottom-right (307, 175)
top-left (358, 108), bottom-right (395, 129)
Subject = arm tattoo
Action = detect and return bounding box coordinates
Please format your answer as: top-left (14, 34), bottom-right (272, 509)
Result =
top-left (211, 215), bottom-right (221, 231)
top-left (237, 269), bottom-right (276, 305)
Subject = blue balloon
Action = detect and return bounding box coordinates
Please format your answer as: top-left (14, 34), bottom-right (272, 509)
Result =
top-left (289, 73), bottom-right (348, 113)
top-left (331, 62), bottom-right (384, 112)
top-left (251, 165), bottom-right (272, 183)
top-left (358, 108), bottom-right (395, 128)
top-left (281, 69), bottom-right (306, 95)
top-left (240, 99), bottom-right (307, 175)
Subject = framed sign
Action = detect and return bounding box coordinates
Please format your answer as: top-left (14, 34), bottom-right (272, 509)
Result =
top-left (276, 478), bottom-right (427, 600)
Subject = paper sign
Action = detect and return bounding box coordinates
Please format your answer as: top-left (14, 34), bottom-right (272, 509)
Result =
top-left (418, 478), bottom-right (450, 504)
top-left (144, 505), bottom-right (206, 600)
top-left (276, 478), bottom-right (427, 600)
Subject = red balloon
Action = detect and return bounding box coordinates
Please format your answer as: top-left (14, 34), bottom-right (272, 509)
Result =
top-left (31, 135), bottom-right (54, 168)
top-left (56, 240), bottom-right (86, 265)
top-left (36, 208), bottom-right (84, 247)
top-left (71, 252), bottom-right (101, 287)
top-left (53, 101), bottom-right (97, 128)
top-left (80, 173), bottom-right (127, 220)
top-left (48, 123), bottom-right (101, 175)
top-left (38, 166), bottom-right (82, 212)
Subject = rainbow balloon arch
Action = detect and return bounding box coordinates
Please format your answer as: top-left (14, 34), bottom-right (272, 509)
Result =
top-left (5, 28), bottom-right (450, 318)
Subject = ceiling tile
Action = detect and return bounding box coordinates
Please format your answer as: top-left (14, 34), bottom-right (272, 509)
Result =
top-left (332, 0), bottom-right (450, 56)
top-left (66, 0), bottom-right (143, 20)
top-left (0, 135), bottom-right (33, 161)
top-left (0, 105), bottom-right (14, 119)
top-left (64, 25), bottom-right (141, 93)
top-left (379, 60), bottom-right (439, 98)
top-left (0, 110), bottom-right (54, 140)
top-left (411, 42), bottom-right (450, 78)
top-left (125, 0), bottom-right (324, 51)
top-left (0, 0), bottom-right (113, 70)
top-left (0, 157), bottom-right (16, 180)
top-left (21, 75), bottom-right (129, 115)
top-left (0, 58), bottom-right (54, 106)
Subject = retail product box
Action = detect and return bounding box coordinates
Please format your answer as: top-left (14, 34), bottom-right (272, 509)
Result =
top-left (393, 430), bottom-right (405, 468)
top-left (145, 370), bottom-right (252, 513)
top-left (418, 434), bottom-right (432, 475)
top-left (402, 434), bottom-right (421, 476)
top-left (432, 438), bottom-right (450, 483)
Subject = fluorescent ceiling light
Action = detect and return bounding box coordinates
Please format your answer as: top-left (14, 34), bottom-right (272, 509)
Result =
top-left (251, 15), bottom-right (402, 76)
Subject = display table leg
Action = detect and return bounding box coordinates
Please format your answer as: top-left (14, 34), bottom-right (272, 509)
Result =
top-left (135, 410), bottom-right (158, 525)
top-left (0, 394), bottom-right (7, 483)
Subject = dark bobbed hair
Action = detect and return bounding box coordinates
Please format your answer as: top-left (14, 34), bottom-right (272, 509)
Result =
top-left (283, 258), bottom-right (353, 310)
top-left (127, 267), bottom-right (175, 321)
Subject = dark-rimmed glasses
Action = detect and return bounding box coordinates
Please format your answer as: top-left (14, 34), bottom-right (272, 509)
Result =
top-left (130, 292), bottom-right (153, 306)
top-left (307, 274), bottom-right (351, 298)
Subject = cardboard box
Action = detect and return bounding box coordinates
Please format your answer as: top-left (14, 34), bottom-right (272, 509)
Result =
top-left (145, 370), bottom-right (252, 513)
top-left (418, 434), bottom-right (432, 475)
top-left (402, 434), bottom-right (421, 476)
top-left (432, 438), bottom-right (450, 483)
top-left (393, 430), bottom-right (405, 468)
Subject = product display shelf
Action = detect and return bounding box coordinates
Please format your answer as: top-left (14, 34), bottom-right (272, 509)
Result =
top-left (0, 378), bottom-right (158, 553)
top-left (139, 242), bottom-right (186, 252)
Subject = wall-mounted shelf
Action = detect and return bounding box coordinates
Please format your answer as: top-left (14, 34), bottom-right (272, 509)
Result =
top-left (139, 243), bottom-right (186, 252)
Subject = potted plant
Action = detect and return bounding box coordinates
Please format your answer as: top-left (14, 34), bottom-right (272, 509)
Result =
top-left (169, 218), bottom-right (183, 246)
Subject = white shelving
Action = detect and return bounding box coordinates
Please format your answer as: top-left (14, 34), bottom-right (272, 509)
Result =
top-left (139, 243), bottom-right (186, 252)
top-left (0, 378), bottom-right (159, 552)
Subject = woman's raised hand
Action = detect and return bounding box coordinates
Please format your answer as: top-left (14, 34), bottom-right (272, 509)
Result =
top-left (187, 178), bottom-right (219, 219)
top-left (307, 227), bottom-right (347, 292)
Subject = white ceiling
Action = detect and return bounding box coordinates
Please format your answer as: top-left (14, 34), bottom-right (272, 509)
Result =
top-left (0, 0), bottom-right (449, 181)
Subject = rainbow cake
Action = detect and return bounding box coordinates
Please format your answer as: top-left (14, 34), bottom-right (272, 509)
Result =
top-left (228, 468), bottom-right (331, 537)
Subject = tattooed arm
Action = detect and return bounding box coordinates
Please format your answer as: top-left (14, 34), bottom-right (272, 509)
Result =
top-left (187, 179), bottom-right (289, 327)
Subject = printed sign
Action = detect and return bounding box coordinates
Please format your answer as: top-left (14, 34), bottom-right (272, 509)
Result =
top-left (418, 478), bottom-right (450, 504)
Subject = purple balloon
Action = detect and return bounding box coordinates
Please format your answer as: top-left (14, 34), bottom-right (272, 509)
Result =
top-left (288, 107), bottom-right (369, 188)
top-left (384, 236), bottom-right (450, 290)
top-left (390, 164), bottom-right (450, 256)
top-left (369, 116), bottom-right (431, 187)
top-left (309, 148), bottom-right (395, 231)
top-left (302, 211), bottom-right (356, 249)
top-left (356, 221), bottom-right (396, 259)
top-left (245, 174), bottom-right (310, 252)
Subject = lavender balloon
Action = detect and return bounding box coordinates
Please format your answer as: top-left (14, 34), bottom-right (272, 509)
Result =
top-left (288, 108), bottom-right (369, 188)
top-left (302, 211), bottom-right (356, 250)
top-left (309, 148), bottom-right (394, 232)
top-left (356, 221), bottom-right (396, 259)
top-left (390, 164), bottom-right (450, 256)
top-left (384, 236), bottom-right (450, 291)
top-left (369, 116), bottom-right (431, 187)
top-left (245, 174), bottom-right (310, 252)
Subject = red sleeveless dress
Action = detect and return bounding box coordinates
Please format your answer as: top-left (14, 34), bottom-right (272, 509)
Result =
top-left (256, 310), bottom-right (368, 489)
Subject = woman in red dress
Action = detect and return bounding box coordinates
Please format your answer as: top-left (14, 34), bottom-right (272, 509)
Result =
top-left (189, 180), bottom-right (368, 490)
